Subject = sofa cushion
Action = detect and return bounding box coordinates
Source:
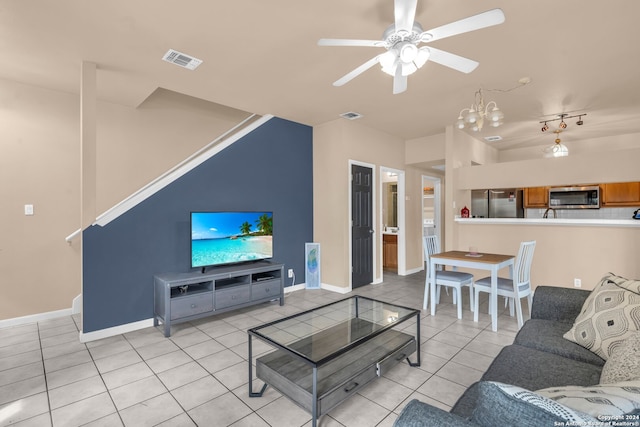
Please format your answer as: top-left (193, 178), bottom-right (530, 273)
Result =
top-left (530, 286), bottom-right (591, 322)
top-left (470, 382), bottom-right (595, 427)
top-left (563, 273), bottom-right (640, 360)
top-left (536, 380), bottom-right (640, 418)
top-left (479, 344), bottom-right (602, 391)
top-left (600, 331), bottom-right (640, 384)
top-left (393, 399), bottom-right (476, 427)
top-left (515, 318), bottom-right (605, 366)
top-left (451, 382), bottom-right (481, 419)
top-left (451, 344), bottom-right (603, 419)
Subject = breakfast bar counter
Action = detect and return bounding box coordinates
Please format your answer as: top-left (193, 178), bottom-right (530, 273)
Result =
top-left (453, 217), bottom-right (640, 292)
top-left (455, 217), bottom-right (640, 228)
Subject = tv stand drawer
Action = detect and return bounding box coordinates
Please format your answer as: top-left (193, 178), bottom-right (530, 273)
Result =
top-left (170, 293), bottom-right (213, 320)
top-left (216, 285), bottom-right (251, 309)
top-left (253, 280), bottom-right (281, 299)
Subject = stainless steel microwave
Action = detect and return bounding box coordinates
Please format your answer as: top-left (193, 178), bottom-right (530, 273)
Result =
top-left (549, 186), bottom-right (600, 209)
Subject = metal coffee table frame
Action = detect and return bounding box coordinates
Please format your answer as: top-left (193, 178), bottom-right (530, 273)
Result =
top-left (248, 295), bottom-right (420, 427)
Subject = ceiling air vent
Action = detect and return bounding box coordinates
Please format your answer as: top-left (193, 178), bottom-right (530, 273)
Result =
top-left (484, 135), bottom-right (502, 142)
top-left (162, 49), bottom-right (203, 70)
top-left (340, 111), bottom-right (363, 120)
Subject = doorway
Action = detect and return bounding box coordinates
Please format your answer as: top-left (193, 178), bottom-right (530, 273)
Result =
top-left (422, 175), bottom-right (442, 261)
top-left (351, 163), bottom-right (374, 288)
top-left (380, 167), bottom-right (405, 278)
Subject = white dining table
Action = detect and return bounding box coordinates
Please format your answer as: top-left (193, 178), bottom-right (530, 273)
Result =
top-left (429, 250), bottom-right (514, 332)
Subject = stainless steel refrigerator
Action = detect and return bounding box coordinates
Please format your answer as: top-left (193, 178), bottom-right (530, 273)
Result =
top-left (471, 189), bottom-right (524, 218)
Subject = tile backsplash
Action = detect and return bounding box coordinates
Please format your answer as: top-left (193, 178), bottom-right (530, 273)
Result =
top-left (525, 207), bottom-right (638, 220)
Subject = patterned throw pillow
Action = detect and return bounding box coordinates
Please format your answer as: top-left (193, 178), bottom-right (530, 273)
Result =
top-left (537, 380), bottom-right (640, 418)
top-left (563, 273), bottom-right (640, 360)
top-left (600, 331), bottom-right (640, 384)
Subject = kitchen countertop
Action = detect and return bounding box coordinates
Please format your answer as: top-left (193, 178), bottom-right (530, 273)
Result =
top-left (455, 217), bottom-right (640, 227)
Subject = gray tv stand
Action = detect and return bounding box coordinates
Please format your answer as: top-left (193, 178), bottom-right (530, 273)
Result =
top-left (154, 261), bottom-right (284, 337)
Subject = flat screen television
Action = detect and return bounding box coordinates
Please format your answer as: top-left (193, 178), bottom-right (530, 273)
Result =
top-left (191, 211), bottom-right (273, 269)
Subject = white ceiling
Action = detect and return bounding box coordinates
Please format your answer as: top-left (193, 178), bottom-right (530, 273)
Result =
top-left (2, 0), bottom-right (640, 152)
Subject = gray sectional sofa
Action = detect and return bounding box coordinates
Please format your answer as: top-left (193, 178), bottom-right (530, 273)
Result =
top-left (395, 286), bottom-right (606, 426)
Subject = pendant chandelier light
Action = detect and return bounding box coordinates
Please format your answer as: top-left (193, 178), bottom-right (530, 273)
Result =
top-left (543, 130), bottom-right (569, 158)
top-left (455, 89), bottom-right (504, 132)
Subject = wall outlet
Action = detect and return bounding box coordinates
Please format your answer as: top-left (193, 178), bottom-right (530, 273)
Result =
top-left (574, 278), bottom-right (582, 288)
top-left (288, 269), bottom-right (294, 278)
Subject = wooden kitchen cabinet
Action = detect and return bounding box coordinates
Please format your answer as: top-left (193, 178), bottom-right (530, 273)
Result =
top-left (524, 187), bottom-right (549, 208)
top-left (601, 182), bottom-right (640, 207)
top-left (383, 234), bottom-right (398, 270)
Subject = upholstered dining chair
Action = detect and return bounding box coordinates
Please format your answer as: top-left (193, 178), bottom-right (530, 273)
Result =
top-left (473, 240), bottom-right (536, 329)
top-left (423, 235), bottom-right (474, 319)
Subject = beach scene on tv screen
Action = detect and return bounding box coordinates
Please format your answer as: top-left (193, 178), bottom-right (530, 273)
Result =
top-left (191, 212), bottom-right (273, 267)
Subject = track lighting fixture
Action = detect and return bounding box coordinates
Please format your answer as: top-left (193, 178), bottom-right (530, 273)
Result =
top-left (540, 113), bottom-right (587, 158)
top-left (539, 113), bottom-right (586, 133)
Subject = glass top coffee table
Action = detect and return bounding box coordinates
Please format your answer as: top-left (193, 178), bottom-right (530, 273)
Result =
top-left (248, 296), bottom-right (420, 427)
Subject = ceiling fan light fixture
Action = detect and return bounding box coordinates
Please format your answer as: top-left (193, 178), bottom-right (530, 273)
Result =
top-left (414, 47), bottom-right (430, 68)
top-left (379, 50), bottom-right (397, 75)
top-left (401, 61), bottom-right (418, 76)
top-left (318, 6), bottom-right (506, 94)
top-left (399, 42), bottom-right (418, 63)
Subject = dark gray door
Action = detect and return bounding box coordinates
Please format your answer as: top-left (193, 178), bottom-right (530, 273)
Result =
top-left (351, 164), bottom-right (373, 288)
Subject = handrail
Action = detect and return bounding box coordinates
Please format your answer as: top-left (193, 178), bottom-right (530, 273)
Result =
top-left (65, 229), bottom-right (81, 243)
top-left (65, 113), bottom-right (271, 243)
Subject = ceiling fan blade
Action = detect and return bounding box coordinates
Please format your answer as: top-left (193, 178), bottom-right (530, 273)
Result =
top-left (420, 8), bottom-right (505, 43)
top-left (333, 55), bottom-right (382, 87)
top-left (424, 47), bottom-right (479, 73)
top-left (394, 0), bottom-right (418, 33)
top-left (393, 66), bottom-right (407, 94)
top-left (318, 38), bottom-right (383, 47)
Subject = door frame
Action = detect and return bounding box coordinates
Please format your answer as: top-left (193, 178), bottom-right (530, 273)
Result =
top-left (348, 159), bottom-right (378, 289)
top-left (422, 174), bottom-right (442, 264)
top-left (380, 166), bottom-right (406, 278)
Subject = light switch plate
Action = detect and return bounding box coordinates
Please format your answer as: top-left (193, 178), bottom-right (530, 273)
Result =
top-left (24, 204), bottom-right (34, 215)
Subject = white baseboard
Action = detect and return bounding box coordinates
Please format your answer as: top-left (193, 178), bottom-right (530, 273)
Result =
top-left (0, 308), bottom-right (73, 329)
top-left (284, 283), bottom-right (306, 293)
top-left (72, 294), bottom-right (82, 314)
top-left (403, 266), bottom-right (424, 276)
top-left (320, 282), bottom-right (351, 294)
top-left (79, 318), bottom-right (155, 343)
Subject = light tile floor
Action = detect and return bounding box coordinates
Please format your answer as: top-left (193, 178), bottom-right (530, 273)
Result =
top-left (0, 271), bottom-right (525, 427)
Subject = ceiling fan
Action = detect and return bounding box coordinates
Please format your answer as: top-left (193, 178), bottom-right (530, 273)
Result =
top-left (318, 0), bottom-right (505, 94)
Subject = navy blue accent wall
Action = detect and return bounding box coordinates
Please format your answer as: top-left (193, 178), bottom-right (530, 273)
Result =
top-left (83, 117), bottom-right (312, 333)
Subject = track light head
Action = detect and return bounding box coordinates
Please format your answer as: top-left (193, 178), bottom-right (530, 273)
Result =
top-left (576, 116), bottom-right (584, 126)
top-left (541, 122), bottom-right (549, 132)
